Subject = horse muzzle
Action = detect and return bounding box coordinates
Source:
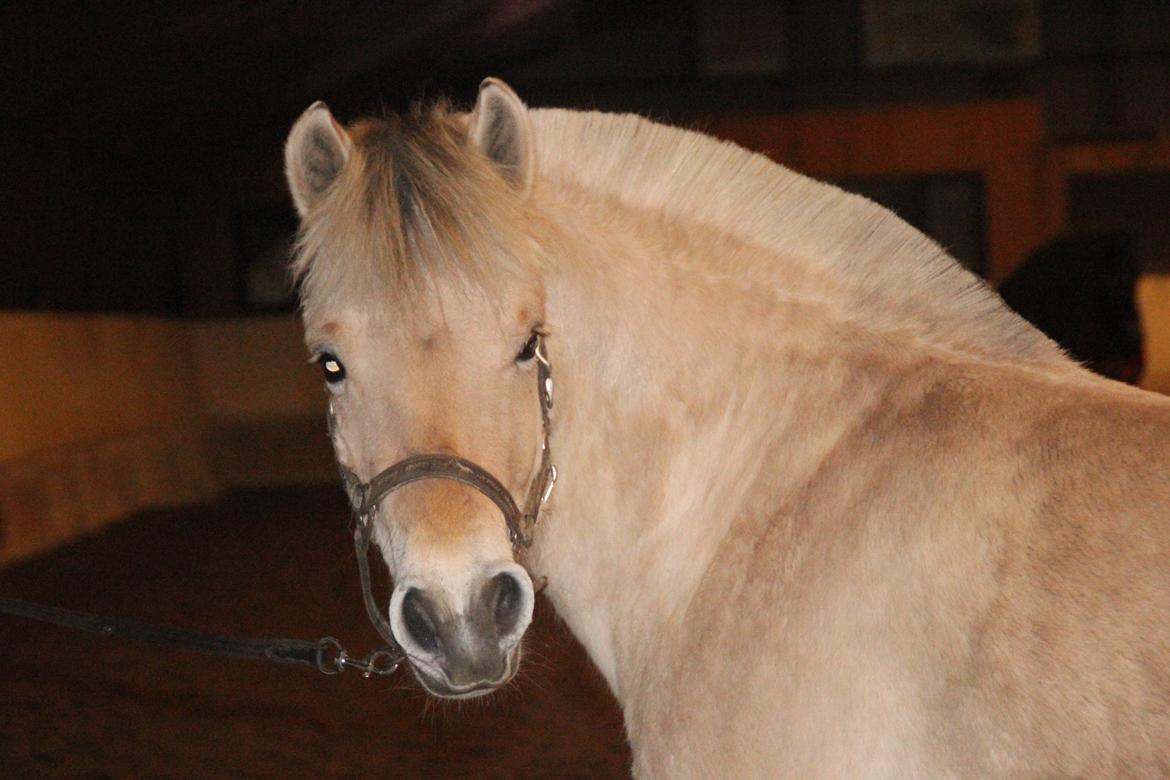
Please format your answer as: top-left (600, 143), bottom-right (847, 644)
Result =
top-left (389, 563), bottom-right (534, 698)
top-left (333, 334), bottom-right (555, 697)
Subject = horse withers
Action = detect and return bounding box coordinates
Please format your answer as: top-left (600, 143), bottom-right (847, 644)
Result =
top-left (284, 79), bottom-right (1170, 776)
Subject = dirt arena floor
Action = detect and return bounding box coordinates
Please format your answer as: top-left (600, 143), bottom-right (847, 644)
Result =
top-left (0, 487), bottom-right (631, 778)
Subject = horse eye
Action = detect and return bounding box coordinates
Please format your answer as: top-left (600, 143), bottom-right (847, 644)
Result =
top-left (516, 333), bottom-right (539, 363)
top-left (318, 353), bottom-right (346, 383)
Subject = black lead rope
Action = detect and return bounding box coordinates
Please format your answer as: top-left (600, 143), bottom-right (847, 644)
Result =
top-left (0, 595), bottom-right (400, 678)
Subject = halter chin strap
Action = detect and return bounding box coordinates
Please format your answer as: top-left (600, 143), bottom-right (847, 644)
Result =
top-left (329, 337), bottom-right (557, 657)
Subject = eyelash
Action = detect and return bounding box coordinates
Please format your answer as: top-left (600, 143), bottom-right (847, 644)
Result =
top-left (516, 332), bottom-right (539, 363)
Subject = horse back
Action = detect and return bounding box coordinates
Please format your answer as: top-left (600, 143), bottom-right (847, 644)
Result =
top-left (631, 364), bottom-right (1170, 777)
top-left (944, 371), bottom-right (1170, 774)
top-left (819, 367), bottom-right (1170, 774)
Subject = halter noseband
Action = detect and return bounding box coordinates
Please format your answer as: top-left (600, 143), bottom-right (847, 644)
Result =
top-left (329, 337), bottom-right (557, 661)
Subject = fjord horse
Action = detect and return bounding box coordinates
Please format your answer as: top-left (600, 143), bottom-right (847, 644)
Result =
top-left (285, 79), bottom-right (1170, 776)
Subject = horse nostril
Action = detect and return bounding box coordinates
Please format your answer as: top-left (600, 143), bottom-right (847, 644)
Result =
top-left (491, 572), bottom-right (523, 635)
top-left (401, 588), bottom-right (440, 654)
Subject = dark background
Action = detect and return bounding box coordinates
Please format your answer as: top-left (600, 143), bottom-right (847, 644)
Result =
top-left (3, 0), bottom-right (1169, 315)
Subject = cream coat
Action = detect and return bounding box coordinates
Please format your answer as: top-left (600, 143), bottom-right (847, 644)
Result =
top-left (286, 81), bottom-right (1170, 778)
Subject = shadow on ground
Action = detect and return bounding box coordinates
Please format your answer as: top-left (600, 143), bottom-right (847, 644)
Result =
top-left (0, 487), bottom-right (630, 778)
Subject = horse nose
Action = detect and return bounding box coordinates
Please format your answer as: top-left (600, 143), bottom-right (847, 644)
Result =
top-left (390, 565), bottom-right (534, 697)
top-left (484, 570), bottom-right (527, 638)
top-left (400, 587), bottom-right (441, 654)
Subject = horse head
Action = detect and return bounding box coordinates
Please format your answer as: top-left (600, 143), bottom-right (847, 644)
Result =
top-left (284, 80), bottom-right (548, 699)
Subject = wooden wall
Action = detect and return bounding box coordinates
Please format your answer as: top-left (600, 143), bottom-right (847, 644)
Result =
top-left (189, 317), bottom-right (334, 488)
top-left (0, 314), bottom-right (213, 565)
top-left (0, 313), bottom-right (331, 567)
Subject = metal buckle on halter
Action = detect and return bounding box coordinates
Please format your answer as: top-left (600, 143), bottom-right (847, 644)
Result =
top-left (534, 336), bottom-right (556, 505)
top-left (535, 340), bottom-right (554, 408)
top-left (541, 465), bottom-right (558, 504)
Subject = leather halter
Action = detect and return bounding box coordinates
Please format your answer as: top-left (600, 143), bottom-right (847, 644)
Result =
top-left (329, 337), bottom-right (557, 661)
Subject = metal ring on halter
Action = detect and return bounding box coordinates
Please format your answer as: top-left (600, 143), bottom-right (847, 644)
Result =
top-left (315, 636), bottom-right (347, 675)
top-left (316, 636), bottom-right (401, 677)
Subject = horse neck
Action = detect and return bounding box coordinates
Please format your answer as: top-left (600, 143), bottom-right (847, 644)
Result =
top-left (524, 194), bottom-right (912, 697)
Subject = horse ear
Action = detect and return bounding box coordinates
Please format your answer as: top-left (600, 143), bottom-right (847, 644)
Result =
top-left (468, 78), bottom-right (534, 193)
top-left (285, 101), bottom-right (351, 217)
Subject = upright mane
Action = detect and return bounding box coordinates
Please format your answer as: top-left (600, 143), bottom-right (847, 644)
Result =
top-left (295, 101), bottom-right (1065, 367)
top-left (528, 109), bottom-right (1067, 367)
top-left (292, 102), bottom-right (540, 319)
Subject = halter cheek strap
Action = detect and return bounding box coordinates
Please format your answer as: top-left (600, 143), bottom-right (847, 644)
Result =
top-left (331, 337), bottom-right (557, 658)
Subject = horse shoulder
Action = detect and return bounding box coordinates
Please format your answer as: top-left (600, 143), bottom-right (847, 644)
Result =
top-left (946, 375), bottom-right (1170, 773)
top-left (628, 364), bottom-right (1170, 776)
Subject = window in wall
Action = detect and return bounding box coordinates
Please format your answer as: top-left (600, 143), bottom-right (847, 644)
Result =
top-left (840, 174), bottom-right (987, 277)
top-left (862, 0), bottom-right (1041, 68)
top-left (233, 207), bottom-right (299, 313)
top-left (1044, 0), bottom-right (1170, 140)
